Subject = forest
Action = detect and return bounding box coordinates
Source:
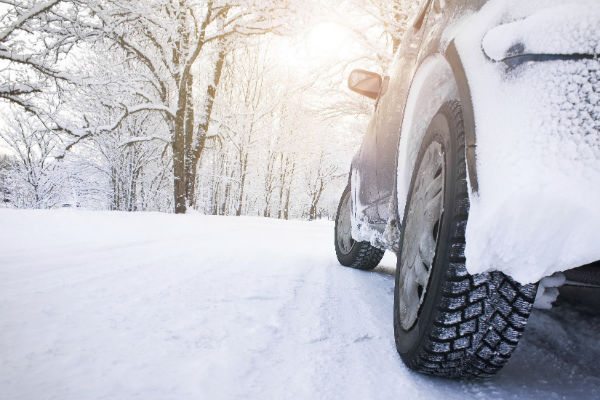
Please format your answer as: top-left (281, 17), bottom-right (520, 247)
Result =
top-left (0, 0), bottom-right (415, 219)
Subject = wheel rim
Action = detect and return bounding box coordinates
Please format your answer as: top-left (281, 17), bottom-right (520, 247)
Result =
top-left (336, 191), bottom-right (355, 255)
top-left (398, 142), bottom-right (445, 330)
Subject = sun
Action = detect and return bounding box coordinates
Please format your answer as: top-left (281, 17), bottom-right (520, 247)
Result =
top-left (304, 22), bottom-right (349, 61)
top-left (274, 22), bottom-right (353, 71)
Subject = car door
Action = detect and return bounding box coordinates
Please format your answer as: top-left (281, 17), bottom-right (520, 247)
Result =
top-left (372, 0), bottom-right (435, 220)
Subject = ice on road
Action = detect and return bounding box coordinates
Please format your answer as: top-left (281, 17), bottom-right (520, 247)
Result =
top-left (1, 210), bottom-right (599, 399)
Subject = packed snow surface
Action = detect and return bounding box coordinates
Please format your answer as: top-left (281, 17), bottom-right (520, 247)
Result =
top-left (1, 210), bottom-right (600, 399)
top-left (453, 0), bottom-right (600, 283)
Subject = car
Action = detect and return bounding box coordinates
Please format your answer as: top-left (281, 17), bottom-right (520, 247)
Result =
top-left (334, 0), bottom-right (600, 378)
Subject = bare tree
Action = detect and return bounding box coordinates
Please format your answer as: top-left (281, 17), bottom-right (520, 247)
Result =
top-left (304, 150), bottom-right (338, 221)
top-left (210, 42), bottom-right (278, 216)
top-left (0, 115), bottom-right (64, 208)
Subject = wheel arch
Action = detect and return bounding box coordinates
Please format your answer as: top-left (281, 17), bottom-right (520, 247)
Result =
top-left (395, 44), bottom-right (479, 224)
top-left (445, 40), bottom-right (479, 194)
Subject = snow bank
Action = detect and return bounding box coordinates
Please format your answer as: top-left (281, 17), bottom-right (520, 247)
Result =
top-left (454, 0), bottom-right (600, 283)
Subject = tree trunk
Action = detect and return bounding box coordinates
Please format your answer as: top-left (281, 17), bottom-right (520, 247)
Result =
top-left (183, 74), bottom-right (196, 209)
top-left (222, 180), bottom-right (231, 215)
top-left (280, 157), bottom-right (294, 220)
top-left (174, 39), bottom-right (227, 213)
top-left (283, 185), bottom-right (291, 220)
top-left (308, 180), bottom-right (324, 221)
top-left (172, 3), bottom-right (189, 214)
top-left (236, 153), bottom-right (248, 216)
top-left (173, 102), bottom-right (187, 214)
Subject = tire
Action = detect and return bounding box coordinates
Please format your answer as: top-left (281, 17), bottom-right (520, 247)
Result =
top-left (335, 185), bottom-right (385, 270)
top-left (393, 101), bottom-right (537, 378)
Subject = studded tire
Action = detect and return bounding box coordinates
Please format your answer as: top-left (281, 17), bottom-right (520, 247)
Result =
top-left (394, 101), bottom-right (537, 378)
top-left (335, 185), bottom-right (385, 271)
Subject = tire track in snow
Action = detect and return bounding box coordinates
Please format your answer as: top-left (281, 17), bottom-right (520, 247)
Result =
top-left (2, 211), bottom-right (600, 400)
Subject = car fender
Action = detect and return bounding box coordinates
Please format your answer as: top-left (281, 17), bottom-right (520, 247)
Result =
top-left (395, 52), bottom-right (462, 224)
top-left (445, 41), bottom-right (479, 194)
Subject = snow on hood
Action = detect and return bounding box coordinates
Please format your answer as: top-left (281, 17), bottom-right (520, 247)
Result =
top-left (482, 2), bottom-right (600, 61)
top-left (453, 0), bottom-right (600, 284)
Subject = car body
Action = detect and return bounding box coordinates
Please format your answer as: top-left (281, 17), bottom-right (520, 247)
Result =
top-left (336, 0), bottom-right (600, 377)
top-left (348, 0), bottom-right (600, 284)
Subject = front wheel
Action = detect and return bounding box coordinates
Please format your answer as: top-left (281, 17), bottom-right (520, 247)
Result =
top-left (394, 101), bottom-right (537, 378)
top-left (334, 186), bottom-right (385, 270)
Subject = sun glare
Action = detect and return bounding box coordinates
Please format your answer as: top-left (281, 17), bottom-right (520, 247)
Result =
top-left (305, 22), bottom-right (349, 59)
top-left (275, 22), bottom-right (352, 71)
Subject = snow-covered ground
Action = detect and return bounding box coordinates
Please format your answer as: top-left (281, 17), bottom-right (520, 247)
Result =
top-left (1, 210), bottom-right (599, 400)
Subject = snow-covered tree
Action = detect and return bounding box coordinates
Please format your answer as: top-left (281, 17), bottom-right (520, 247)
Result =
top-left (0, 0), bottom-right (403, 220)
top-left (0, 115), bottom-right (65, 208)
top-left (57, 0), bottom-right (291, 213)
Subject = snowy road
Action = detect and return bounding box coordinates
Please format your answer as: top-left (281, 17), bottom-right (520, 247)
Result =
top-left (1, 210), bottom-right (599, 400)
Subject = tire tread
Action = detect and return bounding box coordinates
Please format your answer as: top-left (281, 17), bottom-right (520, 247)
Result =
top-left (334, 186), bottom-right (385, 270)
top-left (399, 101), bottom-right (537, 378)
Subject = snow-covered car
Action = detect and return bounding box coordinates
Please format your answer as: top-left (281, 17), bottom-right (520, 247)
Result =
top-left (334, 0), bottom-right (600, 378)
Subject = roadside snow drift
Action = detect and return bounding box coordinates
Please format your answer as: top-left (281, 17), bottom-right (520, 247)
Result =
top-left (1, 210), bottom-right (600, 399)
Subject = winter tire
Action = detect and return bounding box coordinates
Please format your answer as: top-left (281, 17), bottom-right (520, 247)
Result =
top-left (335, 185), bottom-right (385, 270)
top-left (394, 101), bottom-right (537, 378)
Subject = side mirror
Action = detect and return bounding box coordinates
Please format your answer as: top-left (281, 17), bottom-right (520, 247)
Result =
top-left (348, 69), bottom-right (382, 100)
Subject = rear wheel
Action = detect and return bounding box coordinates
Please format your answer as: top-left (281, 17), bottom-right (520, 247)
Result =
top-left (335, 186), bottom-right (385, 270)
top-left (394, 101), bottom-right (537, 378)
